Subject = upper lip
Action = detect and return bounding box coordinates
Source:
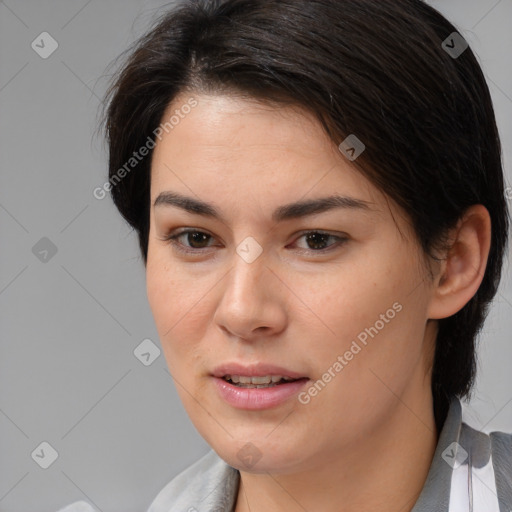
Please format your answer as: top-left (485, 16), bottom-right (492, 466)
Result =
top-left (212, 362), bottom-right (308, 380)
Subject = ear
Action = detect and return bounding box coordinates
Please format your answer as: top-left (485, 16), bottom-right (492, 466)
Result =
top-left (427, 204), bottom-right (491, 320)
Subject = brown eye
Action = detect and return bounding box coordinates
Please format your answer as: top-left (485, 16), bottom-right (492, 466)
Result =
top-left (292, 231), bottom-right (348, 252)
top-left (183, 231), bottom-right (212, 248)
top-left (163, 229), bottom-right (217, 254)
top-left (304, 232), bottom-right (331, 250)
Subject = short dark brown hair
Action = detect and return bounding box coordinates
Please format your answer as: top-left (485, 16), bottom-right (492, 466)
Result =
top-left (101, 0), bottom-right (510, 431)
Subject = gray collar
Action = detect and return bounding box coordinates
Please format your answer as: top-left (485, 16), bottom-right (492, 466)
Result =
top-left (411, 397), bottom-right (461, 512)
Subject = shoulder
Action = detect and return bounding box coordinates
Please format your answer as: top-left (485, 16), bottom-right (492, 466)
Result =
top-left (412, 398), bottom-right (512, 512)
top-left (54, 451), bottom-right (239, 512)
top-left (489, 428), bottom-right (512, 459)
top-left (488, 429), bottom-right (512, 505)
top-left (459, 412), bottom-right (512, 509)
top-left (147, 449), bottom-right (240, 512)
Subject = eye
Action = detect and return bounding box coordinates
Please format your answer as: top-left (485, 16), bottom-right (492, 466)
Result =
top-left (161, 229), bottom-right (218, 254)
top-left (290, 231), bottom-right (348, 252)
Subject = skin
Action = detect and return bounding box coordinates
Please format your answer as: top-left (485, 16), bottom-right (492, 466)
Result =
top-left (146, 92), bottom-right (491, 512)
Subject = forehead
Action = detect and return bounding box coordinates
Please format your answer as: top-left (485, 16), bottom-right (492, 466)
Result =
top-left (149, 92), bottom-right (386, 215)
top-left (153, 93), bottom-right (335, 161)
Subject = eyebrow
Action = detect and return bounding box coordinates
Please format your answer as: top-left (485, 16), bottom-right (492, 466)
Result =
top-left (153, 191), bottom-right (375, 223)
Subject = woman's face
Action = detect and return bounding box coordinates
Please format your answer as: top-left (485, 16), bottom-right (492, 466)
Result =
top-left (147, 93), bottom-right (438, 473)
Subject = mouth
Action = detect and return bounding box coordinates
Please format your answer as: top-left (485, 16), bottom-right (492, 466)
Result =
top-left (211, 363), bottom-right (309, 409)
top-left (221, 374), bottom-right (304, 388)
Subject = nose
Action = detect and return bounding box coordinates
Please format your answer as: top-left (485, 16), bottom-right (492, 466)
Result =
top-left (213, 247), bottom-right (287, 341)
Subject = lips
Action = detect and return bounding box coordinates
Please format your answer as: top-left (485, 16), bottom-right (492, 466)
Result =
top-left (212, 363), bottom-right (307, 380)
top-left (223, 374), bottom-right (298, 387)
top-left (211, 363), bottom-right (309, 409)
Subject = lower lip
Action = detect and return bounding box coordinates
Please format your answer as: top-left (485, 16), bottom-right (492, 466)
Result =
top-left (212, 377), bottom-right (309, 410)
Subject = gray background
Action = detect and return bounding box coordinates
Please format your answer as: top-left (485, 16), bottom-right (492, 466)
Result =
top-left (0, 1), bottom-right (510, 511)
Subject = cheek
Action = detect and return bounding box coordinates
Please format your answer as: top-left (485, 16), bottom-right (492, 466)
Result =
top-left (307, 254), bottom-right (399, 341)
top-left (305, 246), bottom-right (428, 383)
top-left (146, 256), bottom-right (213, 371)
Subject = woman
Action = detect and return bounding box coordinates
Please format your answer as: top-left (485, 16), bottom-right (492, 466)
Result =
top-left (60, 0), bottom-right (511, 510)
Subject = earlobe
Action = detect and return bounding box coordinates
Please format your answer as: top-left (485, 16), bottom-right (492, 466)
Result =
top-left (427, 205), bottom-right (491, 320)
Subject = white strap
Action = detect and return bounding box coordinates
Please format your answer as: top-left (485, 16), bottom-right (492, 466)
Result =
top-left (448, 455), bottom-right (500, 512)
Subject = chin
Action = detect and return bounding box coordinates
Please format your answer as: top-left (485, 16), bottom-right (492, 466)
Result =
top-left (206, 431), bottom-right (310, 475)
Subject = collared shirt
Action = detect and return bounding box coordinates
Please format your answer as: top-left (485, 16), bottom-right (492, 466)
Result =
top-left (58, 398), bottom-right (512, 512)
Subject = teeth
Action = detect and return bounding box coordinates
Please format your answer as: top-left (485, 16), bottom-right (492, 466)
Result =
top-left (245, 376), bottom-right (270, 384)
top-left (223, 375), bottom-right (296, 387)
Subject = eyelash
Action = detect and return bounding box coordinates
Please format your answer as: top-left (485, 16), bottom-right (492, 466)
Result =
top-left (159, 228), bottom-right (349, 256)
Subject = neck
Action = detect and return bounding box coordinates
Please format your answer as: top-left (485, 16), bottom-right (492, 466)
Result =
top-left (234, 389), bottom-right (438, 512)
